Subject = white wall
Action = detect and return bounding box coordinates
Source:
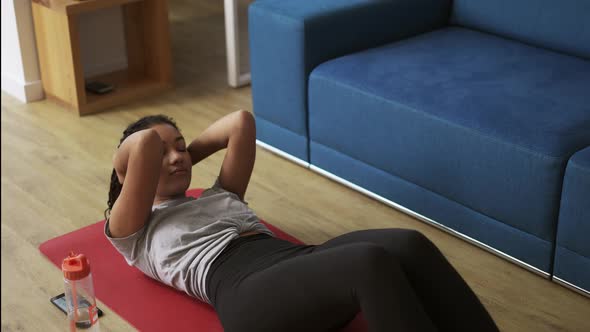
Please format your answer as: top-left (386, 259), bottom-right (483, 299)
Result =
top-left (1, 1), bottom-right (127, 103)
top-left (1, 0), bottom-right (43, 102)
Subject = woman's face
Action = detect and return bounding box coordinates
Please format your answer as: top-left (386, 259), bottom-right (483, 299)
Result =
top-left (151, 123), bottom-right (192, 199)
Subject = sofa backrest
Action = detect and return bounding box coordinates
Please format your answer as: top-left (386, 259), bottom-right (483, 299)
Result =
top-left (451, 0), bottom-right (590, 59)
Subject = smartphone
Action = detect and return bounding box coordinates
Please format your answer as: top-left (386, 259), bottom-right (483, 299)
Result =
top-left (50, 293), bottom-right (104, 317)
top-left (85, 81), bottom-right (114, 95)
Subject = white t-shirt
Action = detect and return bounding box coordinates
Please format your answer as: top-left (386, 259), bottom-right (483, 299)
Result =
top-left (104, 179), bottom-right (274, 303)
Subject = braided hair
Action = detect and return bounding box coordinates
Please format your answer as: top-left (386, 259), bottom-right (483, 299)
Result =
top-left (104, 114), bottom-right (180, 220)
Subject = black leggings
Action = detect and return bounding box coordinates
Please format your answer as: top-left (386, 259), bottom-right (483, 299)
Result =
top-left (206, 229), bottom-right (499, 332)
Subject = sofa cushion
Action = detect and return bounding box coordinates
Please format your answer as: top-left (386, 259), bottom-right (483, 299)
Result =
top-left (309, 27), bottom-right (590, 251)
top-left (250, 0), bottom-right (452, 161)
top-left (451, 0), bottom-right (590, 59)
top-left (555, 147), bottom-right (590, 291)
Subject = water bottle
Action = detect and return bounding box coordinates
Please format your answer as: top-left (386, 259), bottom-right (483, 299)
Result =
top-left (62, 252), bottom-right (100, 331)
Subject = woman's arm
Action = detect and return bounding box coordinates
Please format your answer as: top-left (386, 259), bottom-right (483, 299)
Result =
top-left (187, 110), bottom-right (256, 200)
top-left (109, 129), bottom-right (164, 238)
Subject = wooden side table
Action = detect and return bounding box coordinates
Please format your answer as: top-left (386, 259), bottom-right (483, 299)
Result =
top-left (31, 0), bottom-right (172, 115)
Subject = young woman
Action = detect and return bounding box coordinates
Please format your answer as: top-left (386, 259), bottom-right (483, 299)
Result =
top-left (105, 110), bottom-right (499, 332)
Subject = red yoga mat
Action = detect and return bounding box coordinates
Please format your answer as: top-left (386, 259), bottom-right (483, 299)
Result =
top-left (40, 189), bottom-right (366, 331)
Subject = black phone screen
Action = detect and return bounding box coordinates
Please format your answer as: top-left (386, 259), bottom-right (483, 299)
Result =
top-left (85, 81), bottom-right (114, 94)
top-left (50, 293), bottom-right (104, 317)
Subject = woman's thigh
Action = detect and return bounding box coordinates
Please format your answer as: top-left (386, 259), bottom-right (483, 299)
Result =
top-left (317, 228), bottom-right (431, 258)
top-left (315, 228), bottom-right (499, 332)
top-left (214, 241), bottom-right (432, 332)
top-left (214, 245), bottom-right (365, 332)
top-left (316, 228), bottom-right (446, 286)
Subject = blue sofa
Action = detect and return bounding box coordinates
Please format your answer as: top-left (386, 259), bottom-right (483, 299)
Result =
top-left (555, 147), bottom-right (590, 293)
top-left (249, 0), bottom-right (590, 295)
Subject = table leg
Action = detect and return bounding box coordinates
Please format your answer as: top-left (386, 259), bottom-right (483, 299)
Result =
top-left (224, 0), bottom-right (251, 88)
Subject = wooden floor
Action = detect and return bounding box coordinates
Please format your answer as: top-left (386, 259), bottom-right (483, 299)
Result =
top-left (2, 1), bottom-right (589, 331)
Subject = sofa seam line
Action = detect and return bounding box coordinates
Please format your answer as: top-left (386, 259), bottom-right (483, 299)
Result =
top-left (568, 157), bottom-right (590, 173)
top-left (555, 244), bottom-right (590, 261)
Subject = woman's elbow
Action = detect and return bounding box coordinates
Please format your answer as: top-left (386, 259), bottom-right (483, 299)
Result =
top-left (135, 129), bottom-right (164, 153)
top-left (234, 110), bottom-right (256, 134)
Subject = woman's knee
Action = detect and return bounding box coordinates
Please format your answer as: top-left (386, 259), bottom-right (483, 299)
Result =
top-left (399, 229), bottom-right (436, 252)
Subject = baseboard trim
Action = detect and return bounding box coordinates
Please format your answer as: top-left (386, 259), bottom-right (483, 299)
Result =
top-left (256, 140), bottom-right (550, 279)
top-left (1, 73), bottom-right (44, 102)
top-left (553, 277), bottom-right (590, 298)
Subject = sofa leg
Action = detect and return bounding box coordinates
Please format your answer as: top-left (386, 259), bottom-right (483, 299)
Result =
top-left (224, 0), bottom-right (251, 88)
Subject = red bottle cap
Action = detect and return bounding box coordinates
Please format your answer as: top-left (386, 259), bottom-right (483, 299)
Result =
top-left (62, 251), bottom-right (91, 280)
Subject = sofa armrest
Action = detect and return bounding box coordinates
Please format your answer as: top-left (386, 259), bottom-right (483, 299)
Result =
top-left (555, 145), bottom-right (590, 292)
top-left (250, 0), bottom-right (451, 161)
